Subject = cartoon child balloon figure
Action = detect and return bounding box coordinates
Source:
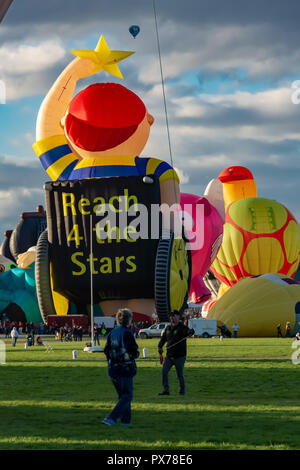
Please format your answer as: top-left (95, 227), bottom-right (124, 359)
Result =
top-left (33, 35), bottom-right (180, 319)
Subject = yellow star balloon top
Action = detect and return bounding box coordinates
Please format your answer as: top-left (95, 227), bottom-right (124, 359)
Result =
top-left (70, 35), bottom-right (135, 79)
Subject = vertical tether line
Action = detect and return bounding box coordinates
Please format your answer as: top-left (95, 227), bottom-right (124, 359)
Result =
top-left (90, 214), bottom-right (94, 346)
top-left (152, 0), bottom-right (175, 174)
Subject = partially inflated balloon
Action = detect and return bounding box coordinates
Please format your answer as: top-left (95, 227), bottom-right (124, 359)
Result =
top-left (180, 193), bottom-right (223, 304)
top-left (206, 273), bottom-right (300, 337)
top-left (211, 197), bottom-right (300, 287)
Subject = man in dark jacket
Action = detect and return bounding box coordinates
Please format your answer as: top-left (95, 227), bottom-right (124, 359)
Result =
top-left (158, 310), bottom-right (194, 396)
top-left (103, 308), bottom-right (139, 426)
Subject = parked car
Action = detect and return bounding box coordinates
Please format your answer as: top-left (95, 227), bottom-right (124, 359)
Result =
top-left (138, 322), bottom-right (170, 339)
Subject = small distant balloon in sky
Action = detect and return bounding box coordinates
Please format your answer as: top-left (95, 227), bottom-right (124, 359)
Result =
top-left (129, 25), bottom-right (140, 38)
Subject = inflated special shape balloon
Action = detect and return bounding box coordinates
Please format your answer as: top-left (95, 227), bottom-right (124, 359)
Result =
top-left (180, 193), bottom-right (223, 304)
top-left (33, 35), bottom-right (189, 323)
top-left (129, 25), bottom-right (140, 38)
top-left (211, 197), bottom-right (300, 287)
top-left (206, 273), bottom-right (300, 337)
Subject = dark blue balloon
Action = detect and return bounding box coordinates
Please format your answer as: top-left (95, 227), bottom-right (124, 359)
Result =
top-left (129, 25), bottom-right (140, 38)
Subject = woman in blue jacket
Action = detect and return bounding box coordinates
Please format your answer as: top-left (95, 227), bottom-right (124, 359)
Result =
top-left (103, 308), bottom-right (139, 426)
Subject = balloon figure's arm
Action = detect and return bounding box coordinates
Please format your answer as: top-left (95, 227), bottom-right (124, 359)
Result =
top-left (36, 57), bottom-right (94, 141)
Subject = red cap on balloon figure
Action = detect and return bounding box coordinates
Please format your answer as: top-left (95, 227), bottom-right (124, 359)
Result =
top-left (65, 83), bottom-right (147, 152)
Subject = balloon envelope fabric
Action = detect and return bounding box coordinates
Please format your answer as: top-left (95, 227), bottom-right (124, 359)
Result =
top-left (211, 197), bottom-right (300, 286)
top-left (206, 273), bottom-right (300, 337)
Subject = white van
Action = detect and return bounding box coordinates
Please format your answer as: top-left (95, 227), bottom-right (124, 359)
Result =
top-left (188, 318), bottom-right (217, 338)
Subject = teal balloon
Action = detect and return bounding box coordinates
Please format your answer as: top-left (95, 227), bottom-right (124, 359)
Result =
top-left (0, 263), bottom-right (42, 323)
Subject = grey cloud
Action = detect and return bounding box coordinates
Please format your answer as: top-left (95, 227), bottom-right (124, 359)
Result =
top-left (0, 157), bottom-right (46, 190)
top-left (5, 0), bottom-right (300, 28)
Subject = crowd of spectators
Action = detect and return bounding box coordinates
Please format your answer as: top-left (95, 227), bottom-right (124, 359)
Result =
top-left (0, 315), bottom-right (156, 342)
top-left (0, 319), bottom-right (36, 337)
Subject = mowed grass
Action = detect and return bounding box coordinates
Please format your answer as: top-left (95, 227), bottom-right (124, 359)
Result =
top-left (0, 336), bottom-right (300, 450)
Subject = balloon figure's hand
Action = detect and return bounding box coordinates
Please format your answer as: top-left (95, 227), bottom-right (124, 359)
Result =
top-left (17, 248), bottom-right (36, 269)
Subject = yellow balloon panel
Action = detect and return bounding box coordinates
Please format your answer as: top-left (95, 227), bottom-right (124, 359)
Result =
top-left (242, 237), bottom-right (284, 276)
top-left (212, 257), bottom-right (237, 282)
top-left (216, 223), bottom-right (243, 267)
top-left (217, 282), bottom-right (231, 298)
top-left (50, 263), bottom-right (69, 316)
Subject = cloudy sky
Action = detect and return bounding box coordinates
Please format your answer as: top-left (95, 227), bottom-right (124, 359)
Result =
top-left (1, 0), bottom-right (300, 238)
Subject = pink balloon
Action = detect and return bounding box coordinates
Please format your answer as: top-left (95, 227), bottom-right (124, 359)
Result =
top-left (180, 193), bottom-right (223, 304)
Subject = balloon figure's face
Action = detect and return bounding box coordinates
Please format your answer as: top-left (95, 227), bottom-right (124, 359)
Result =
top-left (211, 197), bottom-right (300, 286)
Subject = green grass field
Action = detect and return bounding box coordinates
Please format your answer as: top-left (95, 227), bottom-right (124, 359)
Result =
top-left (0, 335), bottom-right (300, 450)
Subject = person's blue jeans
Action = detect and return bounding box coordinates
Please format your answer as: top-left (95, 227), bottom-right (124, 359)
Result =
top-left (108, 376), bottom-right (133, 424)
top-left (162, 356), bottom-right (186, 394)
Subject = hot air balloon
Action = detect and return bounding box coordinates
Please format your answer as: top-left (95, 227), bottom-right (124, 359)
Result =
top-left (129, 25), bottom-right (140, 38)
top-left (206, 273), bottom-right (300, 337)
top-left (211, 197), bottom-right (300, 287)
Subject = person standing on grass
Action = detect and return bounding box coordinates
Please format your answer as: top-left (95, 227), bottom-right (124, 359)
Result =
top-left (103, 308), bottom-right (139, 426)
top-left (285, 322), bottom-right (291, 338)
top-left (158, 310), bottom-right (194, 396)
top-left (232, 323), bottom-right (240, 338)
top-left (11, 326), bottom-right (19, 347)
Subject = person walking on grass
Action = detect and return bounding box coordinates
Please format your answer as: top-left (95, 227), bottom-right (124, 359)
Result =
top-left (158, 310), bottom-right (194, 396)
top-left (11, 326), bottom-right (19, 347)
top-left (102, 308), bottom-right (139, 426)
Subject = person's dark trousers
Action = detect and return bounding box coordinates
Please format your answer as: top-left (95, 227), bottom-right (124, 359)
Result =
top-left (162, 356), bottom-right (186, 394)
top-left (108, 376), bottom-right (133, 424)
